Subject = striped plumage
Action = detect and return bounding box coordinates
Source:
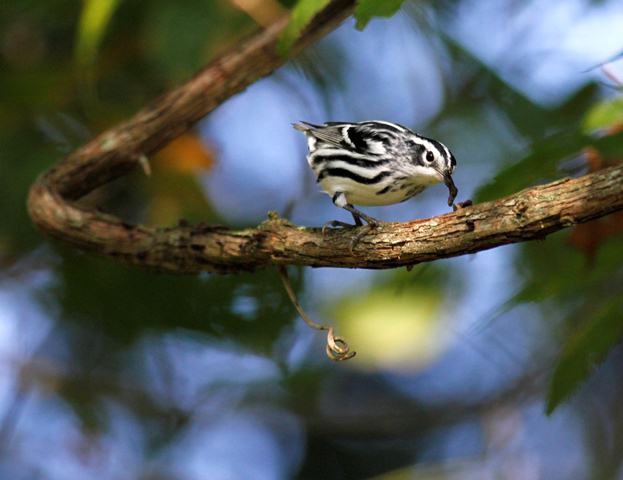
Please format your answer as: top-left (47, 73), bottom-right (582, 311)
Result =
top-left (294, 120), bottom-right (458, 225)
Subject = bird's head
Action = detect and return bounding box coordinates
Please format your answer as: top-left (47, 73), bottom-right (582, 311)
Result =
top-left (407, 135), bottom-right (458, 206)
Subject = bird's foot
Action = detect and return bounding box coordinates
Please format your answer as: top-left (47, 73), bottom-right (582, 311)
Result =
top-left (321, 218), bottom-right (383, 253)
top-left (321, 220), bottom-right (357, 236)
top-left (452, 199), bottom-right (473, 212)
top-left (349, 220), bottom-right (383, 254)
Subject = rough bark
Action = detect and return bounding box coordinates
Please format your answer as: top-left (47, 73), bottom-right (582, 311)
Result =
top-left (27, 0), bottom-right (623, 274)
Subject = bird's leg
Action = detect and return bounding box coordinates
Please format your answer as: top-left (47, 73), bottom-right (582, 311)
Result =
top-left (350, 211), bottom-right (363, 226)
top-left (322, 219), bottom-right (356, 235)
top-left (322, 193), bottom-right (382, 251)
top-left (342, 204), bottom-right (380, 226)
top-left (322, 192), bottom-right (358, 233)
top-left (452, 199), bottom-right (473, 211)
top-left (341, 203), bottom-right (383, 252)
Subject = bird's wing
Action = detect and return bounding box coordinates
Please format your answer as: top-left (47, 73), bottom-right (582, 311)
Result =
top-left (293, 121), bottom-right (349, 148)
top-left (343, 122), bottom-right (401, 155)
top-left (294, 120), bottom-right (409, 155)
top-left (294, 121), bottom-right (399, 156)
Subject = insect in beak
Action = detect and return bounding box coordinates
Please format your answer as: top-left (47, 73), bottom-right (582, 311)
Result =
top-left (443, 172), bottom-right (458, 207)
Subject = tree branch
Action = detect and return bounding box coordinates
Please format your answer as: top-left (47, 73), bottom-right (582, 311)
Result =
top-left (27, 0), bottom-right (623, 274)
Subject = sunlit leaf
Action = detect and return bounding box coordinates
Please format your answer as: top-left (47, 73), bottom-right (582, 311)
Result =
top-left (329, 268), bottom-right (450, 371)
top-left (75, 0), bottom-right (120, 66)
top-left (354, 0), bottom-right (407, 30)
top-left (583, 96), bottom-right (623, 132)
top-left (277, 0), bottom-right (330, 56)
top-left (332, 289), bottom-right (446, 370)
top-left (546, 297), bottom-right (623, 414)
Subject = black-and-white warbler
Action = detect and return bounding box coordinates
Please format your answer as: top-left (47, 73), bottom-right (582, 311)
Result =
top-left (293, 120), bottom-right (458, 226)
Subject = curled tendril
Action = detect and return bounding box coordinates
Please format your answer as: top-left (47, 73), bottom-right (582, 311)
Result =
top-left (278, 266), bottom-right (356, 362)
top-left (326, 327), bottom-right (356, 361)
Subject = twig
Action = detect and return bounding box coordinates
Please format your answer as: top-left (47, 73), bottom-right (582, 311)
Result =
top-left (278, 266), bottom-right (355, 361)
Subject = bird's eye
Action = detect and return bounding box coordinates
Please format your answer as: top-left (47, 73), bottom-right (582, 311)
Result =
top-left (425, 151), bottom-right (435, 163)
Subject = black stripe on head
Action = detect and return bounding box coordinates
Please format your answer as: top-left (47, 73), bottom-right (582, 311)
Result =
top-left (422, 137), bottom-right (447, 159)
top-left (317, 168), bottom-right (391, 184)
top-left (416, 135), bottom-right (456, 169)
top-left (449, 153), bottom-right (457, 168)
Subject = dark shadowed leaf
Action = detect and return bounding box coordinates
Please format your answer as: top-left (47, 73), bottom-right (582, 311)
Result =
top-left (475, 130), bottom-right (623, 202)
top-left (546, 297), bottom-right (623, 414)
top-left (475, 130), bottom-right (590, 202)
top-left (50, 249), bottom-right (297, 352)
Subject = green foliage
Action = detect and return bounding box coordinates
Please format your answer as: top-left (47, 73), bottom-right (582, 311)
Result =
top-left (475, 130), bottom-right (623, 202)
top-left (354, 0), bottom-right (408, 30)
top-left (142, 1), bottom-right (249, 81)
top-left (507, 228), bottom-right (623, 416)
top-left (278, 0), bottom-right (330, 56)
top-left (75, 0), bottom-right (120, 67)
top-left (546, 297), bottom-right (623, 414)
top-left (471, 82), bottom-right (611, 203)
top-left (51, 249), bottom-right (297, 352)
top-left (584, 95), bottom-right (623, 132)
top-left (475, 130), bottom-right (589, 202)
top-left (278, 0), bottom-right (409, 55)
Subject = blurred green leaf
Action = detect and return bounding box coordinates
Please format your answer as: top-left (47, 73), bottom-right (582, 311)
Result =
top-left (583, 95), bottom-right (623, 132)
top-left (75, 0), bottom-right (120, 67)
top-left (546, 297), bottom-right (623, 414)
top-left (277, 0), bottom-right (330, 56)
top-left (142, 1), bottom-right (249, 81)
top-left (475, 130), bottom-right (589, 202)
top-left (475, 130), bottom-right (623, 202)
top-left (439, 37), bottom-right (599, 141)
top-left (51, 250), bottom-right (298, 353)
top-left (354, 0), bottom-right (407, 30)
top-left (590, 129), bottom-right (623, 158)
top-left (513, 231), bottom-right (623, 305)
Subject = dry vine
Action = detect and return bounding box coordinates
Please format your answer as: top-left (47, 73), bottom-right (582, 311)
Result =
top-left (278, 267), bottom-right (356, 361)
top-left (26, 0), bottom-right (623, 357)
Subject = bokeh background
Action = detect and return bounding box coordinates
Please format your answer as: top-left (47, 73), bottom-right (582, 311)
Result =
top-left (2, 0), bottom-right (623, 478)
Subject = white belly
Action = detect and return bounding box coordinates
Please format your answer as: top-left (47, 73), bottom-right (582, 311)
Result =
top-left (318, 177), bottom-right (427, 206)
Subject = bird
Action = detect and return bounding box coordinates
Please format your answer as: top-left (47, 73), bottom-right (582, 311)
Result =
top-left (293, 120), bottom-right (459, 228)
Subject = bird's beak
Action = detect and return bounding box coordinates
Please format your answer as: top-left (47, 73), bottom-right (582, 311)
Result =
top-left (443, 171), bottom-right (458, 207)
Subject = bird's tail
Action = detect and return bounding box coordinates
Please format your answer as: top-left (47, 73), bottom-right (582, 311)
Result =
top-left (292, 121), bottom-right (319, 132)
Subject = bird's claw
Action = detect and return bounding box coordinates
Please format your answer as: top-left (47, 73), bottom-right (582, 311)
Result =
top-left (321, 219), bottom-right (382, 253)
top-left (321, 220), bottom-right (356, 235)
top-left (349, 221), bottom-right (383, 253)
top-left (452, 199), bottom-right (473, 212)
